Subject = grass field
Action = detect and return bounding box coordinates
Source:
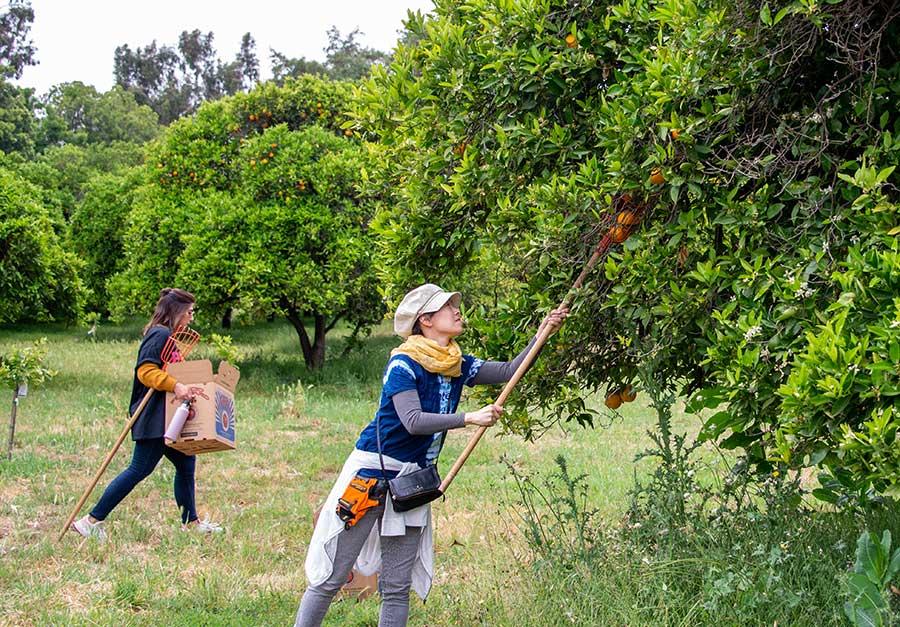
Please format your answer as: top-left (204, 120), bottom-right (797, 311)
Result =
top-left (6, 318), bottom-right (899, 626)
top-left (0, 318), bottom-right (678, 627)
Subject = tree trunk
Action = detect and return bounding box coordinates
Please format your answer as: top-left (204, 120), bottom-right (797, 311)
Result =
top-left (283, 304), bottom-right (314, 367)
top-left (7, 388), bottom-right (18, 461)
top-left (221, 307), bottom-right (233, 329)
top-left (280, 300), bottom-right (339, 370)
top-left (311, 314), bottom-right (326, 369)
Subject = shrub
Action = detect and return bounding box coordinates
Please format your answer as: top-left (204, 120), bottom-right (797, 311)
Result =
top-left (0, 167), bottom-right (84, 323)
top-left (68, 169), bottom-right (143, 312)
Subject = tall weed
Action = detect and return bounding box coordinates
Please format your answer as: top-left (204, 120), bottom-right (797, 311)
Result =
top-left (501, 370), bottom-right (900, 626)
top-left (504, 453), bottom-right (600, 571)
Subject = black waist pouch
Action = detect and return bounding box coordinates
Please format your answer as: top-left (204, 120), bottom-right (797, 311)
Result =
top-left (388, 465), bottom-right (443, 512)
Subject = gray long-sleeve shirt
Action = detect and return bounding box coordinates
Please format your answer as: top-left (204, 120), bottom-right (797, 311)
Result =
top-left (391, 336), bottom-right (540, 435)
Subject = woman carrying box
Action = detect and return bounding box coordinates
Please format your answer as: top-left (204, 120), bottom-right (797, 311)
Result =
top-left (70, 288), bottom-right (222, 540)
top-left (294, 283), bottom-right (567, 627)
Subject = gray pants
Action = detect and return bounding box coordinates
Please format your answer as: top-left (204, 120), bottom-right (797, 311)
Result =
top-left (294, 501), bottom-right (422, 627)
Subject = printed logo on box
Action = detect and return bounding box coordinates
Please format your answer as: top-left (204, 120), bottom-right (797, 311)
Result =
top-left (215, 390), bottom-right (235, 441)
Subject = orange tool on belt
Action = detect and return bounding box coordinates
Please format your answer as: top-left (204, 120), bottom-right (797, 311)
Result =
top-left (336, 476), bottom-right (383, 529)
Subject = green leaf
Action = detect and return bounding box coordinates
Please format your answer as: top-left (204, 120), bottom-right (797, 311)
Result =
top-left (773, 6), bottom-right (790, 25)
top-left (808, 448), bottom-right (828, 466)
top-left (876, 166), bottom-right (895, 184)
top-left (669, 184), bottom-right (681, 204)
top-left (887, 547), bottom-right (900, 581)
top-left (685, 386), bottom-right (727, 413)
top-left (856, 532), bottom-right (886, 586)
top-left (812, 487), bottom-right (840, 504)
top-left (698, 410), bottom-right (734, 442)
top-left (720, 432), bottom-right (754, 450)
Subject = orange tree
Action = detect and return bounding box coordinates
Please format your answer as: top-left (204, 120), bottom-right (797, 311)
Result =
top-left (110, 76), bottom-right (382, 369)
top-left (353, 0), bottom-right (900, 493)
top-left (67, 168), bottom-right (144, 313)
top-left (0, 166), bottom-right (84, 323)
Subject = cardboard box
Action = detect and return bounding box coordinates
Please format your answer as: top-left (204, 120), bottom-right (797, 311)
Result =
top-left (313, 505), bottom-right (379, 599)
top-left (164, 360), bottom-right (239, 455)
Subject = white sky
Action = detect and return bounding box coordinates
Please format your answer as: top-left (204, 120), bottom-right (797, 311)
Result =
top-left (13, 0), bottom-right (435, 96)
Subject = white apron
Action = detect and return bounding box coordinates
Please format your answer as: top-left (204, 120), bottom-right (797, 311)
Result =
top-left (303, 448), bottom-right (435, 600)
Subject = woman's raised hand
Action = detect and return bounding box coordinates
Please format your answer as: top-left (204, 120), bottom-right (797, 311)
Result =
top-left (538, 305), bottom-right (570, 337)
top-left (464, 404), bottom-right (504, 427)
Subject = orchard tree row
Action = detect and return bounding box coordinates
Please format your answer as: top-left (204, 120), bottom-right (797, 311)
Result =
top-left (1, 75), bottom-right (383, 369)
top-left (351, 0), bottom-right (900, 496)
top-left (0, 2), bottom-right (391, 368)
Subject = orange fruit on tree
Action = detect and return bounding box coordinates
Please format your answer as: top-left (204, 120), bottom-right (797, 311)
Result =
top-left (621, 385), bottom-right (637, 402)
top-left (650, 168), bottom-right (666, 185)
top-left (670, 128), bottom-right (681, 140)
top-left (610, 224), bottom-right (630, 243)
top-left (565, 34), bottom-right (577, 48)
top-left (605, 392), bottom-right (623, 409)
top-left (345, 129), bottom-right (353, 136)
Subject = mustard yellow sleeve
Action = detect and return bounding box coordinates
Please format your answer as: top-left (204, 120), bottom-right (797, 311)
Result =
top-left (136, 363), bottom-right (177, 392)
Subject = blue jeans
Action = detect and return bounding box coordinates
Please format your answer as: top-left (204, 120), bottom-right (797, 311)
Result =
top-left (91, 438), bottom-right (198, 524)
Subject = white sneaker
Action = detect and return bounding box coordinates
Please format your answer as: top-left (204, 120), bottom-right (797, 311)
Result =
top-left (189, 516), bottom-right (223, 534)
top-left (71, 515), bottom-right (107, 541)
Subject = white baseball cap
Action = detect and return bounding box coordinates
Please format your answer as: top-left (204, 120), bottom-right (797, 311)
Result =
top-left (393, 284), bottom-right (462, 338)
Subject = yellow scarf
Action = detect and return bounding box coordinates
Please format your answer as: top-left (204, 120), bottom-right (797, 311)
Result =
top-left (391, 335), bottom-right (462, 377)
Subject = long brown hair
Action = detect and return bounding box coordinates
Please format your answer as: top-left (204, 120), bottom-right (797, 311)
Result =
top-left (143, 288), bottom-right (195, 334)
